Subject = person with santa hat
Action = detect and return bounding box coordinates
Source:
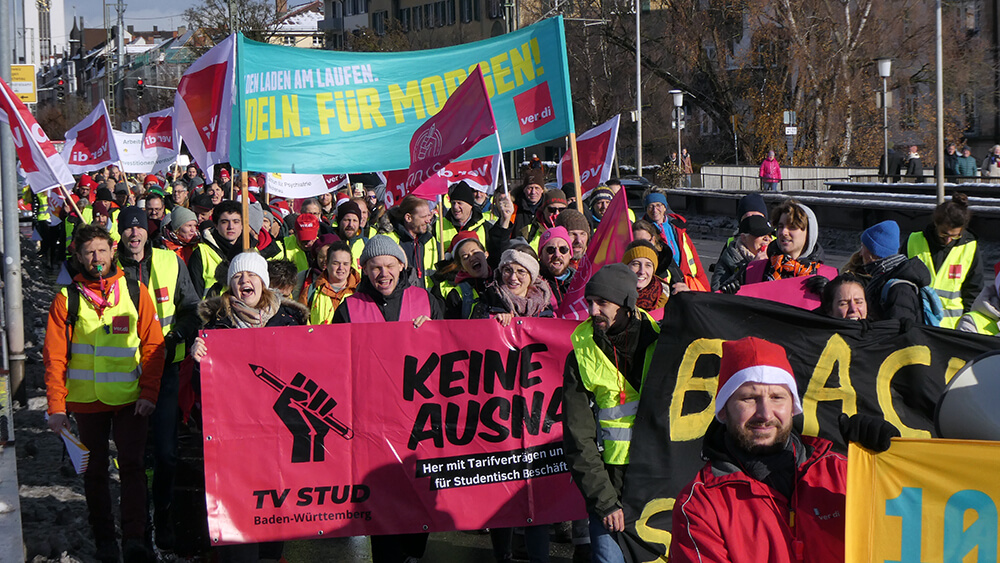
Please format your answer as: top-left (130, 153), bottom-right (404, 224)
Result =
top-left (670, 336), bottom-right (899, 563)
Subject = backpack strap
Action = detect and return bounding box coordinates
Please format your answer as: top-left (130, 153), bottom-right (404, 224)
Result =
top-left (65, 284), bottom-right (80, 361)
top-left (125, 276), bottom-right (141, 313)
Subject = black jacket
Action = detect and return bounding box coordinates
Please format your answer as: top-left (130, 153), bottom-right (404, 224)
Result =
top-left (197, 294), bottom-right (309, 329)
top-left (389, 217), bottom-right (437, 286)
top-left (861, 255), bottom-right (932, 322)
top-left (331, 276), bottom-right (444, 324)
top-left (118, 243), bottom-right (200, 358)
top-left (919, 224), bottom-right (983, 314)
top-left (712, 237), bottom-right (755, 291)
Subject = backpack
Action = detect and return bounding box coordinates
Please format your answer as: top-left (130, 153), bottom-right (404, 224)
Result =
top-left (65, 277), bottom-right (142, 359)
top-left (880, 278), bottom-right (944, 326)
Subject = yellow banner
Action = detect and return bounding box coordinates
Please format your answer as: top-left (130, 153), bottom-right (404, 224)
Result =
top-left (846, 438), bottom-right (1000, 563)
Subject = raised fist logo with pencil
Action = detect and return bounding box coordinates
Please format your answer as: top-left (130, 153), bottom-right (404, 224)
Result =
top-left (251, 364), bottom-right (353, 463)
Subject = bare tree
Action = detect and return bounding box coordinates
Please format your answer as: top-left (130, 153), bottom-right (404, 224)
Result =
top-left (183, 0), bottom-right (282, 44)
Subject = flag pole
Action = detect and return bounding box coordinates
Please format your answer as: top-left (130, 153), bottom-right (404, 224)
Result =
top-left (568, 132), bottom-right (584, 213)
top-left (58, 184), bottom-right (84, 220)
top-left (494, 131), bottom-right (509, 198)
top-left (436, 194), bottom-right (445, 258)
top-left (240, 170), bottom-right (250, 251)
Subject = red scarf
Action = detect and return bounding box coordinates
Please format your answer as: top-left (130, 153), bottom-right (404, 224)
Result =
top-left (75, 278), bottom-right (120, 319)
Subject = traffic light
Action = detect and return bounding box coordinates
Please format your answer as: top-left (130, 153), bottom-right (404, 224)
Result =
top-left (56, 79), bottom-right (65, 102)
top-left (137, 78), bottom-right (144, 99)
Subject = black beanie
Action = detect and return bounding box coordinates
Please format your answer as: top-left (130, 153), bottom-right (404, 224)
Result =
top-left (585, 263), bottom-right (638, 310)
top-left (450, 181), bottom-right (477, 207)
top-left (96, 187), bottom-right (114, 202)
top-left (736, 192), bottom-right (767, 219)
top-left (338, 200), bottom-right (363, 224)
top-left (117, 206), bottom-right (148, 235)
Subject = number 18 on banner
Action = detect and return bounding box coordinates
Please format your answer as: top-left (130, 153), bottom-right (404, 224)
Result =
top-left (845, 440), bottom-right (1000, 563)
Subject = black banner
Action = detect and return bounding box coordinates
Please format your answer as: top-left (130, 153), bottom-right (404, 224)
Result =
top-left (620, 291), bottom-right (998, 562)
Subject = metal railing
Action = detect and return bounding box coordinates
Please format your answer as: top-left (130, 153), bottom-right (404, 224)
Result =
top-left (698, 172), bottom-right (850, 192)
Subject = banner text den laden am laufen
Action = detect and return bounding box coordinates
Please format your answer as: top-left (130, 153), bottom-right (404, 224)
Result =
top-left (233, 17), bottom-right (574, 175)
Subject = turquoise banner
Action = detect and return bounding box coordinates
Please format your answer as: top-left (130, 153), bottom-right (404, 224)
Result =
top-left (231, 17), bottom-right (574, 174)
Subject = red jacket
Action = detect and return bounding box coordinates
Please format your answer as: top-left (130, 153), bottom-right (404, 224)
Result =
top-left (671, 432), bottom-right (847, 563)
top-left (759, 158), bottom-right (782, 181)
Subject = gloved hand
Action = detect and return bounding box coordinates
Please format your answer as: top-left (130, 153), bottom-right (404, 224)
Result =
top-left (719, 278), bottom-right (741, 294)
top-left (839, 413), bottom-right (900, 452)
top-left (804, 275), bottom-right (829, 295)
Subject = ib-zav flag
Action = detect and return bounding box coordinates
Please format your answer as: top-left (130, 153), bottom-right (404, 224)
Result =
top-left (405, 66), bottom-right (496, 194)
top-left (175, 33), bottom-right (236, 182)
top-left (556, 187), bottom-right (632, 320)
top-left (230, 17), bottom-right (574, 175)
top-left (0, 76), bottom-right (74, 191)
top-left (556, 115), bottom-right (620, 198)
top-left (61, 99), bottom-right (120, 175)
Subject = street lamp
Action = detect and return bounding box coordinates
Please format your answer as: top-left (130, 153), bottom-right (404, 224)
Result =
top-left (877, 58), bottom-right (892, 182)
top-left (670, 90), bottom-right (684, 172)
top-left (635, 0), bottom-right (642, 177)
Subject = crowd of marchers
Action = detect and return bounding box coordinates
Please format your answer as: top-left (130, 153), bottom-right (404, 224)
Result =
top-left (31, 157), bottom-right (995, 563)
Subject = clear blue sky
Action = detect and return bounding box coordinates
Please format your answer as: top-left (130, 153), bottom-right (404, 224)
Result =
top-left (67, 0), bottom-right (198, 37)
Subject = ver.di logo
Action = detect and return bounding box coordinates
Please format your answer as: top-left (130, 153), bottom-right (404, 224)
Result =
top-left (414, 124), bottom-right (443, 160)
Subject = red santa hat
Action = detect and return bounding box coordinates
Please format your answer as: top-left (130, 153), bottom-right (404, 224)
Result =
top-left (715, 337), bottom-right (802, 421)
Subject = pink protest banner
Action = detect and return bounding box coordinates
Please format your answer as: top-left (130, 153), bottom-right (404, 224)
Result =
top-left (200, 318), bottom-right (586, 544)
top-left (736, 274), bottom-right (830, 309)
top-left (556, 188), bottom-right (633, 320)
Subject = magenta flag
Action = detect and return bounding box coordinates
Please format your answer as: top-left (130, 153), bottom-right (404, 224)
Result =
top-left (556, 188), bottom-right (634, 320)
top-left (405, 66), bottom-right (497, 194)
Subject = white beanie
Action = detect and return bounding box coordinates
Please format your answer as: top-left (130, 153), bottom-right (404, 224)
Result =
top-left (228, 252), bottom-right (270, 289)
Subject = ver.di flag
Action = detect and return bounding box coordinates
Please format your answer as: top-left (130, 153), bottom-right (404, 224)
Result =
top-left (0, 77), bottom-right (75, 192)
top-left (555, 115), bottom-right (620, 198)
top-left (406, 66), bottom-right (497, 193)
top-left (61, 100), bottom-right (120, 174)
top-left (410, 155), bottom-right (501, 199)
top-left (138, 107), bottom-right (179, 154)
top-left (175, 33), bottom-right (236, 182)
top-left (556, 187), bottom-right (633, 320)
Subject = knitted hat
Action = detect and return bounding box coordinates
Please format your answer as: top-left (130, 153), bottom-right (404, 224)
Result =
top-left (585, 263), bottom-right (638, 309)
top-left (337, 200), bottom-right (363, 224)
top-left (556, 209), bottom-right (591, 235)
top-left (191, 193), bottom-right (214, 213)
top-left (739, 215), bottom-right (773, 237)
top-left (247, 201), bottom-right (265, 234)
top-left (561, 182), bottom-right (577, 200)
top-left (715, 336), bottom-right (803, 421)
top-left (117, 206), bottom-right (148, 235)
top-left (169, 206), bottom-right (198, 229)
top-left (590, 186), bottom-right (614, 203)
top-left (96, 187), bottom-right (114, 202)
top-left (448, 230), bottom-right (482, 257)
top-left (144, 174), bottom-right (160, 186)
top-left (92, 201), bottom-right (112, 218)
top-left (538, 226), bottom-right (573, 251)
top-left (737, 193), bottom-right (767, 219)
top-left (228, 252), bottom-right (270, 289)
top-left (313, 233), bottom-right (342, 257)
top-left (861, 220), bottom-right (900, 259)
top-left (360, 234), bottom-right (407, 267)
top-left (622, 240), bottom-right (659, 271)
top-left (114, 182), bottom-right (129, 194)
top-left (294, 213), bottom-right (320, 242)
top-left (542, 189), bottom-right (568, 208)
top-left (644, 192), bottom-right (669, 209)
top-left (499, 248), bottom-right (540, 282)
top-left (450, 181), bottom-right (477, 207)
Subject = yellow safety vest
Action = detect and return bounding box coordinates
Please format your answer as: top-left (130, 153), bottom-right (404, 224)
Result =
top-left (570, 313), bottom-right (660, 465)
top-left (439, 280), bottom-right (479, 319)
top-left (308, 289), bottom-right (354, 325)
top-left (347, 236), bottom-right (366, 270)
top-left (36, 191), bottom-right (51, 221)
top-left (962, 311), bottom-right (999, 336)
top-left (282, 235), bottom-right (310, 272)
top-left (265, 238), bottom-right (286, 262)
top-left (194, 242), bottom-right (225, 299)
top-left (145, 249), bottom-right (185, 363)
top-left (62, 277), bottom-right (143, 406)
top-left (907, 232), bottom-right (977, 329)
top-left (440, 216), bottom-right (487, 254)
top-left (386, 230), bottom-right (439, 289)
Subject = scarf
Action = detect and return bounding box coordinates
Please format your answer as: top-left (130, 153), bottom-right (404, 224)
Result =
top-left (228, 295), bottom-right (278, 329)
top-left (863, 253), bottom-right (908, 289)
top-left (766, 253), bottom-right (821, 281)
top-left (636, 278), bottom-right (665, 310)
top-left (496, 279), bottom-right (551, 318)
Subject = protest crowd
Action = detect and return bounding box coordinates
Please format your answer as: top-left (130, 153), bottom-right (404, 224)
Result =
top-left (27, 148), bottom-right (997, 563)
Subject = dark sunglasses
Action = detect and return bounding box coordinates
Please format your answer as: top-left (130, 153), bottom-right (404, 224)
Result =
top-left (545, 245), bottom-right (571, 256)
top-left (546, 206), bottom-right (567, 214)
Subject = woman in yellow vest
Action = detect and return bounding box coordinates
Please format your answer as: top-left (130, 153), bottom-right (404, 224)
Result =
top-left (303, 241), bottom-right (361, 324)
top-left (906, 193), bottom-right (983, 329)
top-left (432, 231), bottom-right (493, 319)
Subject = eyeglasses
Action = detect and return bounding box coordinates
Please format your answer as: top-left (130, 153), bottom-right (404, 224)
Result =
top-left (545, 245), bottom-right (571, 256)
top-left (546, 206), bottom-right (567, 214)
top-left (501, 266), bottom-right (530, 278)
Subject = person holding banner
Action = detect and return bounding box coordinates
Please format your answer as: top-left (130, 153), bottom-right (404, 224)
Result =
top-left (434, 231), bottom-right (493, 319)
top-left (471, 245), bottom-right (553, 325)
top-left (332, 235), bottom-right (443, 562)
top-left (743, 199), bottom-right (836, 285)
top-left (670, 336), bottom-right (899, 563)
top-left (563, 264), bottom-right (660, 563)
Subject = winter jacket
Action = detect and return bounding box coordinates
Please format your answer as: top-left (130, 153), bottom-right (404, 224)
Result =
top-left (855, 255), bottom-right (932, 323)
top-left (955, 155), bottom-right (978, 178)
top-left (712, 237), bottom-right (756, 291)
top-left (944, 152), bottom-right (960, 176)
top-left (43, 266), bottom-right (166, 415)
top-left (671, 423), bottom-right (847, 563)
top-left (910, 224), bottom-right (983, 317)
top-left (759, 158), bottom-right (781, 181)
top-left (302, 269), bottom-right (361, 325)
top-left (541, 267), bottom-right (576, 307)
top-left (982, 154), bottom-right (1000, 177)
top-left (906, 155), bottom-right (923, 181)
top-left (188, 228), bottom-right (247, 299)
top-left (331, 276), bottom-right (444, 324)
top-left (470, 277), bottom-right (555, 320)
top-left (957, 283), bottom-right (1000, 336)
top-left (562, 314), bottom-right (660, 518)
top-left (197, 293), bottom-right (309, 330)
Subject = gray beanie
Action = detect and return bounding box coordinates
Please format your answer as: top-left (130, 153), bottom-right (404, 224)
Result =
top-left (228, 252), bottom-right (270, 289)
top-left (499, 248), bottom-right (540, 283)
top-left (585, 263), bottom-right (638, 310)
top-left (247, 201), bottom-right (265, 234)
top-left (167, 206), bottom-right (198, 230)
top-left (360, 235), bottom-right (407, 267)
